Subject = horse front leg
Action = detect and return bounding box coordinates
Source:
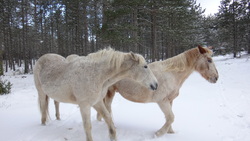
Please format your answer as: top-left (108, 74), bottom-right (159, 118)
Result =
top-left (79, 103), bottom-right (93, 141)
top-left (54, 100), bottom-right (60, 120)
top-left (97, 87), bottom-right (116, 121)
top-left (94, 101), bottom-right (117, 141)
top-left (168, 100), bottom-right (175, 133)
top-left (155, 100), bottom-right (175, 137)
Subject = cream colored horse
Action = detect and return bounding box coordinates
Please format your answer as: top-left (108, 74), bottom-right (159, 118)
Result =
top-left (33, 48), bottom-right (158, 141)
top-left (98, 46), bottom-right (219, 137)
top-left (52, 54), bottom-right (81, 121)
top-left (53, 54), bottom-right (89, 121)
top-left (65, 54), bottom-right (80, 62)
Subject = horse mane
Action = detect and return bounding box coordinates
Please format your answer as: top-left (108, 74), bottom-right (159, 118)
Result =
top-left (154, 47), bottom-right (212, 72)
top-left (87, 47), bottom-right (145, 71)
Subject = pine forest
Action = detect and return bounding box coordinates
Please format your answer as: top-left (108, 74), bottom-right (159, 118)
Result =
top-left (0, 0), bottom-right (249, 74)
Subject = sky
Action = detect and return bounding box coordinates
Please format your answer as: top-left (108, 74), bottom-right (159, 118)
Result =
top-left (196, 0), bottom-right (221, 16)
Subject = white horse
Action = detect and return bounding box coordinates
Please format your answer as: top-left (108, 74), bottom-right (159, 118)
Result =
top-left (66, 54), bottom-right (80, 62)
top-left (98, 46), bottom-right (219, 137)
top-left (53, 54), bottom-right (90, 121)
top-left (52, 54), bottom-right (82, 121)
top-left (33, 48), bottom-right (158, 141)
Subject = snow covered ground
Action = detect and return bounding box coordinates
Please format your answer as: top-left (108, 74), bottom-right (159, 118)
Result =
top-left (0, 53), bottom-right (250, 141)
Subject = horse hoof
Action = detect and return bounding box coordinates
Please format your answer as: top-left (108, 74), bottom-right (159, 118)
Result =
top-left (167, 130), bottom-right (175, 134)
top-left (110, 137), bottom-right (117, 141)
top-left (155, 131), bottom-right (163, 137)
top-left (152, 133), bottom-right (157, 139)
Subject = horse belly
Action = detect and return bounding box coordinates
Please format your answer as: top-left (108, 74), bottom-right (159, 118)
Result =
top-left (117, 85), bottom-right (152, 103)
top-left (42, 84), bottom-right (77, 104)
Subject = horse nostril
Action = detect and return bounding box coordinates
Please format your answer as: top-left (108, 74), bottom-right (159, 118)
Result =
top-left (150, 83), bottom-right (158, 90)
top-left (211, 76), bottom-right (218, 83)
top-left (150, 84), bottom-right (154, 90)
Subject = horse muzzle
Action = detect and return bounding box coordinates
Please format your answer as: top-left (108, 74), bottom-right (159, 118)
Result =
top-left (150, 83), bottom-right (158, 91)
top-left (209, 76), bottom-right (218, 83)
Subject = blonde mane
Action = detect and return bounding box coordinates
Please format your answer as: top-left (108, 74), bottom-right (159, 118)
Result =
top-left (155, 47), bottom-right (212, 72)
top-left (87, 47), bottom-right (146, 71)
top-left (162, 53), bottom-right (187, 72)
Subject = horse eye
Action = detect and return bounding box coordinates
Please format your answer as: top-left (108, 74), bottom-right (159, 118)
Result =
top-left (208, 59), bottom-right (212, 63)
top-left (144, 65), bottom-right (148, 69)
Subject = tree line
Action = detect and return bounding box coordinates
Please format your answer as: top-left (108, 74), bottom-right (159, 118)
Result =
top-left (204, 0), bottom-right (250, 57)
top-left (0, 0), bottom-right (249, 74)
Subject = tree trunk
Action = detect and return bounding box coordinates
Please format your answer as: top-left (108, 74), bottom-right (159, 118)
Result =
top-left (0, 52), bottom-right (3, 75)
top-left (83, 1), bottom-right (89, 55)
top-left (132, 7), bottom-right (139, 52)
top-left (94, 0), bottom-right (99, 51)
top-left (151, 8), bottom-right (157, 61)
top-left (232, 0), bottom-right (237, 58)
top-left (21, 0), bottom-right (29, 73)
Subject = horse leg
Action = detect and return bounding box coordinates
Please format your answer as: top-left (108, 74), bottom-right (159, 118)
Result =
top-left (105, 88), bottom-right (116, 115)
top-left (54, 100), bottom-right (60, 120)
top-left (94, 101), bottom-right (117, 141)
top-left (79, 103), bottom-right (93, 141)
top-left (168, 100), bottom-right (174, 133)
top-left (38, 92), bottom-right (49, 125)
top-left (97, 88), bottom-right (116, 121)
top-left (96, 100), bottom-right (104, 121)
top-left (155, 100), bottom-right (175, 137)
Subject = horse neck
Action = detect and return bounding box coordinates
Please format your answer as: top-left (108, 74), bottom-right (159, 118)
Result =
top-left (158, 49), bottom-right (198, 86)
top-left (172, 68), bottom-right (194, 86)
top-left (173, 49), bottom-right (200, 85)
top-left (100, 59), bottom-right (132, 90)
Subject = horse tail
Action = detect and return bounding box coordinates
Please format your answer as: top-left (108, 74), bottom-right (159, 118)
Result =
top-left (34, 57), bottom-right (50, 124)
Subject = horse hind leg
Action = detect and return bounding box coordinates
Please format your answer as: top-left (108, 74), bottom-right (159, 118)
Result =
top-left (38, 93), bottom-right (50, 125)
top-left (54, 100), bottom-right (61, 120)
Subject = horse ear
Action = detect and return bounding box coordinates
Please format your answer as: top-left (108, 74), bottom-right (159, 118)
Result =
top-left (130, 52), bottom-right (139, 62)
top-left (198, 45), bottom-right (207, 54)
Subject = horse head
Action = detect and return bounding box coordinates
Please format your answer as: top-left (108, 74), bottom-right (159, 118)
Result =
top-left (194, 46), bottom-right (219, 83)
top-left (124, 52), bottom-right (158, 90)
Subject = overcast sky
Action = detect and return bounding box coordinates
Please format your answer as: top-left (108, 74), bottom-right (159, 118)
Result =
top-left (196, 0), bottom-right (221, 15)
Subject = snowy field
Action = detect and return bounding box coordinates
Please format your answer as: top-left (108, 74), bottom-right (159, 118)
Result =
top-left (0, 53), bottom-right (250, 141)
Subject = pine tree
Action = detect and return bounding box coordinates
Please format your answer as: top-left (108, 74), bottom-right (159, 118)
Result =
top-left (217, 0), bottom-right (250, 57)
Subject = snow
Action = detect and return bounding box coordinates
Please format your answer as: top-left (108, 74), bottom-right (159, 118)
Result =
top-left (1, 53), bottom-right (250, 141)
